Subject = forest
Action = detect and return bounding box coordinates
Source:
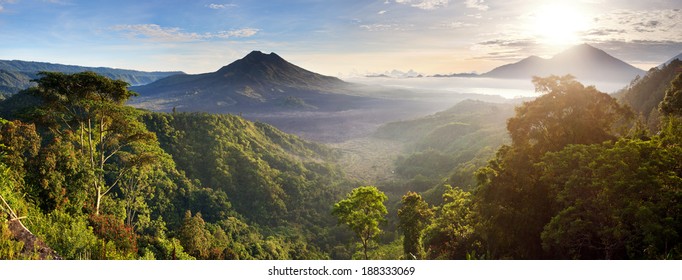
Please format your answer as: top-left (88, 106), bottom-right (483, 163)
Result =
top-left (1, 59), bottom-right (681, 260)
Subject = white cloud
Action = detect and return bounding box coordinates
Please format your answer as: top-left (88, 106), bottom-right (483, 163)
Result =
top-left (215, 28), bottom-right (259, 38)
top-left (435, 21), bottom-right (476, 29)
top-left (112, 24), bottom-right (258, 42)
top-left (395, 0), bottom-right (449, 10)
top-left (207, 3), bottom-right (237, 9)
top-left (586, 9), bottom-right (682, 42)
top-left (360, 23), bottom-right (414, 31)
top-left (464, 0), bottom-right (488, 11)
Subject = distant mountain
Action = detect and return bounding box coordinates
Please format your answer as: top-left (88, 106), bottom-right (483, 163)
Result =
top-left (0, 59), bottom-right (183, 95)
top-left (365, 69), bottom-right (423, 78)
top-left (131, 51), bottom-right (358, 113)
top-left (483, 44), bottom-right (645, 83)
top-left (430, 72), bottom-right (479, 78)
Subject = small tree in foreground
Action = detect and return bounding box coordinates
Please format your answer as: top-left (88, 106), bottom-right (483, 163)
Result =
top-left (332, 186), bottom-right (387, 260)
top-left (398, 191), bottom-right (432, 259)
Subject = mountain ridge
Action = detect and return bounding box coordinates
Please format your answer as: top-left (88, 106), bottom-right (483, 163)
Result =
top-left (0, 59), bottom-right (184, 95)
top-left (483, 44), bottom-right (645, 83)
top-left (130, 50), bottom-right (356, 113)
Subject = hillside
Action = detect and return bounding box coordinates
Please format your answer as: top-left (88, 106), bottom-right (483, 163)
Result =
top-left (618, 58), bottom-right (682, 130)
top-left (483, 44), bottom-right (645, 83)
top-left (373, 99), bottom-right (516, 202)
top-left (0, 72), bottom-right (353, 259)
top-left (0, 59), bottom-right (183, 95)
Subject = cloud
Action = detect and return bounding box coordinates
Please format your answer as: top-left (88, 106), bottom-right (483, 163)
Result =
top-left (207, 3), bottom-right (237, 9)
top-left (359, 23), bottom-right (414, 31)
top-left (464, 0), bottom-right (488, 11)
top-left (587, 9), bottom-right (682, 42)
top-left (0, 0), bottom-right (16, 13)
top-left (473, 38), bottom-right (544, 61)
top-left (434, 21), bottom-right (476, 29)
top-left (394, 0), bottom-right (449, 10)
top-left (112, 24), bottom-right (258, 42)
top-left (478, 39), bottom-right (537, 48)
top-left (216, 28), bottom-right (259, 38)
top-left (592, 39), bottom-right (682, 67)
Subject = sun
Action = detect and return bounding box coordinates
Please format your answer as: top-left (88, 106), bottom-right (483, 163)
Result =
top-left (530, 3), bottom-right (591, 46)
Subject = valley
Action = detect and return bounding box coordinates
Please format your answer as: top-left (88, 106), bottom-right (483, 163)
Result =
top-left (1, 45), bottom-right (681, 261)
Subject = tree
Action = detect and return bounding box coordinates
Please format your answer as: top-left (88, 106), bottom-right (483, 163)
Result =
top-left (508, 75), bottom-right (632, 157)
top-left (474, 76), bottom-right (633, 258)
top-left (397, 191), bottom-right (432, 259)
top-left (28, 72), bottom-right (156, 215)
top-left (660, 72), bottom-right (682, 117)
top-left (178, 210), bottom-right (212, 259)
top-left (423, 186), bottom-right (478, 259)
top-left (332, 186), bottom-right (387, 259)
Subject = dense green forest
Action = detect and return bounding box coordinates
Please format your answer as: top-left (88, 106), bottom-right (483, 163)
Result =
top-left (0, 72), bottom-right (353, 259)
top-left (386, 72), bottom-right (682, 260)
top-left (1, 67), bottom-right (681, 260)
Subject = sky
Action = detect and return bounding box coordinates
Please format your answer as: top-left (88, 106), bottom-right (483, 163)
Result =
top-left (0, 0), bottom-right (680, 76)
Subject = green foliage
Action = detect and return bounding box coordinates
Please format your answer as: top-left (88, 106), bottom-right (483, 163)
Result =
top-left (378, 100), bottom-right (513, 202)
top-left (332, 186), bottom-right (387, 259)
top-left (28, 71), bottom-right (157, 215)
top-left (474, 76), bottom-right (634, 259)
top-left (539, 126), bottom-right (682, 259)
top-left (140, 112), bottom-right (342, 225)
top-left (618, 59), bottom-right (682, 130)
top-left (423, 186), bottom-right (478, 259)
top-left (0, 72), bottom-right (354, 260)
top-left (0, 217), bottom-right (25, 259)
top-left (660, 72), bottom-right (682, 117)
top-left (397, 191), bottom-right (432, 259)
top-left (509, 75), bottom-right (632, 157)
top-left (395, 150), bottom-right (454, 180)
top-left (29, 210), bottom-right (100, 259)
top-left (178, 211), bottom-right (212, 259)
top-left (0, 158), bottom-right (27, 260)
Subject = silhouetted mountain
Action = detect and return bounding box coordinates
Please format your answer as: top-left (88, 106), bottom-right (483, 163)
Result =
top-left (483, 44), bottom-right (645, 83)
top-left (0, 59), bottom-right (183, 95)
top-left (131, 51), bottom-right (357, 113)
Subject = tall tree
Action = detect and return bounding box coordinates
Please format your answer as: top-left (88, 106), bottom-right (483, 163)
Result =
top-left (422, 186), bottom-right (477, 259)
top-left (332, 186), bottom-right (387, 260)
top-left (474, 75), bottom-right (633, 258)
top-left (508, 75), bottom-right (632, 157)
top-left (28, 72), bottom-right (156, 215)
top-left (397, 191), bottom-right (432, 259)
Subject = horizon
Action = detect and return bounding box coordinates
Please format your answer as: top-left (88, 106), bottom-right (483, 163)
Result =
top-left (0, 1), bottom-right (680, 76)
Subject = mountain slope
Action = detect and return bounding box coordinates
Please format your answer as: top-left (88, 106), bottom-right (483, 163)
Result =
top-left (483, 44), bottom-right (645, 83)
top-left (130, 51), bottom-right (358, 113)
top-left (618, 58), bottom-right (682, 130)
top-left (0, 59), bottom-right (183, 95)
top-left (660, 53), bottom-right (682, 68)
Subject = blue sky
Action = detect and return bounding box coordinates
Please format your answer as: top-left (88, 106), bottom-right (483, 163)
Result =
top-left (0, 0), bottom-right (680, 76)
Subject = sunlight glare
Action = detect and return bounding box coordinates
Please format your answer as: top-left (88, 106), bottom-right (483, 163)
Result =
top-left (531, 3), bottom-right (590, 46)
